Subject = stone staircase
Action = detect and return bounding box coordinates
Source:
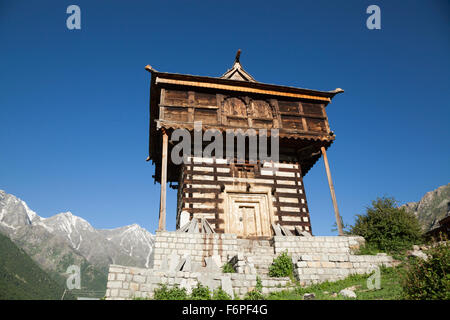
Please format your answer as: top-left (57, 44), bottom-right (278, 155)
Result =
top-left (237, 239), bottom-right (276, 275)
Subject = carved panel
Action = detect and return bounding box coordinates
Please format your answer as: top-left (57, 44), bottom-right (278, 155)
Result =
top-left (223, 97), bottom-right (248, 118)
top-left (250, 100), bottom-right (272, 119)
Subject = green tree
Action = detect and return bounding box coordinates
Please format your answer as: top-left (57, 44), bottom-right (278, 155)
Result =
top-left (350, 197), bottom-right (422, 253)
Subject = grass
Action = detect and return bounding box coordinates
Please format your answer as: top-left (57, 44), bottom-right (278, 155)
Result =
top-left (142, 266), bottom-right (406, 300)
top-left (266, 266), bottom-right (404, 300)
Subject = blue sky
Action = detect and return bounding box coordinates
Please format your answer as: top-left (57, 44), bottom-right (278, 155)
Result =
top-left (0, 0), bottom-right (449, 235)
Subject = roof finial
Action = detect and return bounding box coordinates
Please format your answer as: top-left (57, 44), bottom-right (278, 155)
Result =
top-left (220, 49), bottom-right (256, 82)
top-left (235, 49), bottom-right (241, 63)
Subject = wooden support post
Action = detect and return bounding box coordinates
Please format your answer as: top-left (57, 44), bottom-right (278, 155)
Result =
top-left (158, 129), bottom-right (168, 231)
top-left (321, 146), bottom-right (344, 236)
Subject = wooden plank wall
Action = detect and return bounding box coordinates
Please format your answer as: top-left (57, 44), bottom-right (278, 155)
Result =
top-left (176, 156), bottom-right (312, 235)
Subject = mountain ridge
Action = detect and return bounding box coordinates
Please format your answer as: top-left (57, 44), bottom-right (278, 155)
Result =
top-left (401, 183), bottom-right (450, 232)
top-left (0, 189), bottom-right (155, 298)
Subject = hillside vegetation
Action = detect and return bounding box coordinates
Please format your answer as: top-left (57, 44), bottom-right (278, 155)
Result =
top-left (0, 232), bottom-right (74, 300)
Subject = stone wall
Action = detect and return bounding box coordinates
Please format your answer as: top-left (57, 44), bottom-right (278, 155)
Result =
top-left (273, 235), bottom-right (396, 285)
top-left (273, 235), bottom-right (365, 255)
top-left (153, 231), bottom-right (238, 269)
top-left (293, 253), bottom-right (395, 285)
top-left (105, 232), bottom-right (398, 299)
top-left (106, 265), bottom-right (291, 300)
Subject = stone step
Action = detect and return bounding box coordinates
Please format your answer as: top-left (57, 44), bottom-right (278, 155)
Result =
top-left (244, 251), bottom-right (275, 256)
top-left (242, 247), bottom-right (275, 252)
top-left (249, 258), bottom-right (275, 263)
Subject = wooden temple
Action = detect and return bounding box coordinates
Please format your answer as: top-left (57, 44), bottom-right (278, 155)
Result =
top-left (145, 50), bottom-right (344, 238)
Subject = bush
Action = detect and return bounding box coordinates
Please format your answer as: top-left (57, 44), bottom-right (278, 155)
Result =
top-left (244, 276), bottom-right (264, 300)
top-left (154, 283), bottom-right (234, 300)
top-left (350, 197), bottom-right (422, 253)
top-left (153, 284), bottom-right (188, 300)
top-left (402, 242), bottom-right (450, 300)
top-left (212, 287), bottom-right (232, 300)
top-left (191, 283), bottom-right (211, 300)
top-left (222, 262), bottom-right (236, 273)
top-left (268, 251), bottom-right (293, 278)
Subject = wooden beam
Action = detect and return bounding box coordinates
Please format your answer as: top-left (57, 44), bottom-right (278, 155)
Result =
top-left (321, 146), bottom-right (344, 235)
top-left (158, 130), bottom-right (168, 231)
top-left (155, 77), bottom-right (331, 102)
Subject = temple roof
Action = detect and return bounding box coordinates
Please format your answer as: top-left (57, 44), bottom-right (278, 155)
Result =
top-left (220, 49), bottom-right (257, 82)
top-left (144, 50), bottom-right (344, 103)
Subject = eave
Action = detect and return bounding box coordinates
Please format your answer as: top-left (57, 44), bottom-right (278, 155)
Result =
top-left (145, 65), bottom-right (343, 104)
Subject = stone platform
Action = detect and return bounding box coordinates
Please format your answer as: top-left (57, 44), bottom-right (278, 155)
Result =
top-left (105, 231), bottom-right (397, 299)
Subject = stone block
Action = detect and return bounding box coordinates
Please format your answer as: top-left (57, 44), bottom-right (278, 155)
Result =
top-left (321, 261), bottom-right (335, 268)
top-left (300, 255), bottom-right (312, 261)
top-left (119, 289), bottom-right (130, 298)
top-left (168, 252), bottom-right (181, 272)
top-left (133, 275), bottom-right (146, 283)
top-left (108, 281), bottom-right (123, 289)
top-left (307, 261), bottom-right (321, 268)
top-left (109, 267), bottom-right (124, 273)
top-left (329, 254), bottom-right (349, 262)
top-left (338, 262), bottom-right (353, 269)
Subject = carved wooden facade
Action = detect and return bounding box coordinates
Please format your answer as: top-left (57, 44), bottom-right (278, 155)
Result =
top-left (146, 52), bottom-right (344, 237)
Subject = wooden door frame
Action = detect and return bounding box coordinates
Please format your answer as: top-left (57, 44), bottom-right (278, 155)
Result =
top-left (223, 185), bottom-right (274, 237)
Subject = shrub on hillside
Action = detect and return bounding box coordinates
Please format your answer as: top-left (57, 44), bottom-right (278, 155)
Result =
top-left (402, 241), bottom-right (450, 300)
top-left (153, 283), bottom-right (234, 300)
top-left (153, 284), bottom-right (188, 300)
top-left (244, 276), bottom-right (264, 300)
top-left (350, 197), bottom-right (422, 253)
top-left (212, 287), bottom-right (232, 300)
top-left (191, 283), bottom-right (211, 300)
top-left (268, 251), bottom-right (293, 278)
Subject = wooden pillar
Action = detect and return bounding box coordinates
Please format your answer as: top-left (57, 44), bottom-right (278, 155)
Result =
top-left (321, 146), bottom-right (344, 236)
top-left (158, 129), bottom-right (168, 231)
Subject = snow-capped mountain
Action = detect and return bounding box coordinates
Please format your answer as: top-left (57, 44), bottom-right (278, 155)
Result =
top-left (0, 190), bottom-right (36, 229)
top-left (0, 190), bottom-right (155, 277)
